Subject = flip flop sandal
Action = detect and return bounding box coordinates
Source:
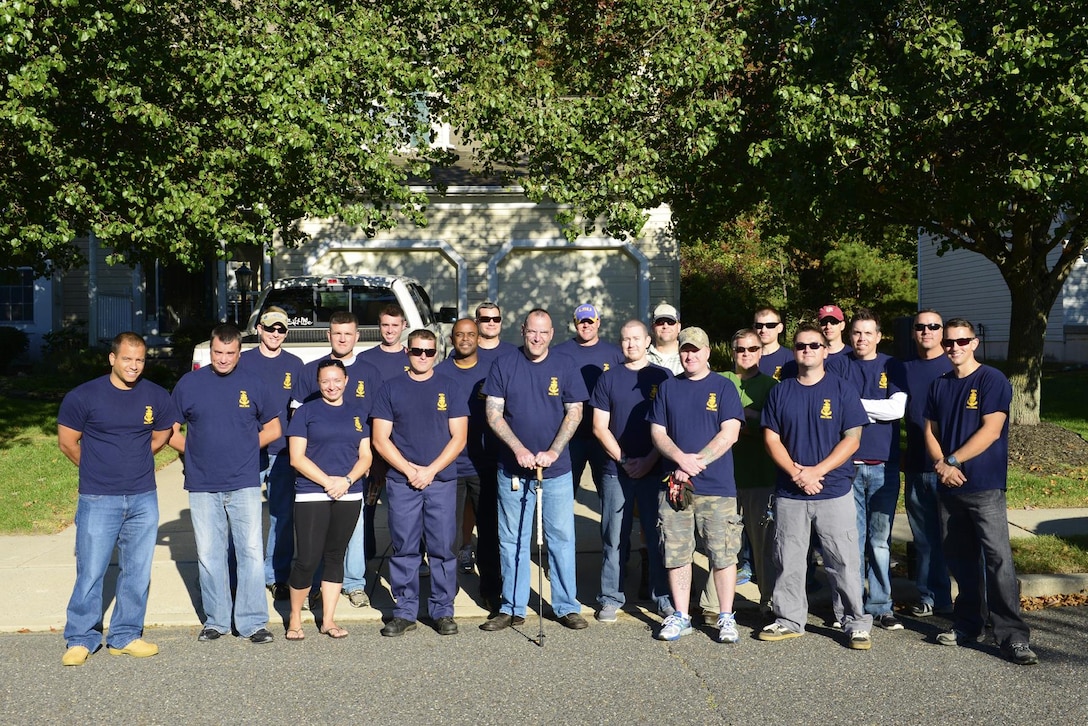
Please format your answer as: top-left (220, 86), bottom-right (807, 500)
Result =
top-left (320, 626), bottom-right (348, 639)
top-left (285, 627), bottom-right (306, 641)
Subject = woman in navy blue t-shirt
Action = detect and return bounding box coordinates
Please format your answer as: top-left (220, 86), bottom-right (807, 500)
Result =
top-left (284, 360), bottom-right (372, 640)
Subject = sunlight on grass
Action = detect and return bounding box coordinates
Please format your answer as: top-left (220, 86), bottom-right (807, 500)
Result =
top-left (1010, 535), bottom-right (1088, 575)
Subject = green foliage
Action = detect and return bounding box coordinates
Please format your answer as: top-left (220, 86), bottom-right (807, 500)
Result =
top-left (0, 327), bottom-right (30, 372)
top-left (1, 0), bottom-right (455, 272)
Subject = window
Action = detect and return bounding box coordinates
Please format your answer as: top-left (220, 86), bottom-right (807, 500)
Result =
top-left (0, 269), bottom-right (34, 322)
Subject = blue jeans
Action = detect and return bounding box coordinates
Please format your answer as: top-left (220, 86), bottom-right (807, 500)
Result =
top-left (341, 504), bottom-right (367, 593)
top-left (496, 468), bottom-right (579, 618)
top-left (939, 488), bottom-right (1030, 646)
top-left (905, 471), bottom-right (953, 609)
top-left (598, 472), bottom-right (669, 612)
top-left (852, 462), bottom-right (898, 616)
top-left (189, 487), bottom-right (268, 637)
top-left (262, 453), bottom-right (296, 586)
top-left (569, 436), bottom-right (607, 497)
top-left (64, 491), bottom-right (158, 651)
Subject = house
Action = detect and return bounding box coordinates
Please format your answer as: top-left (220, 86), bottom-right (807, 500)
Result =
top-left (917, 235), bottom-right (1088, 362)
top-left (11, 165), bottom-right (676, 358)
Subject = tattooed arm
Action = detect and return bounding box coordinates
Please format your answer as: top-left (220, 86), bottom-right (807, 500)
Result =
top-left (539, 401), bottom-right (582, 468)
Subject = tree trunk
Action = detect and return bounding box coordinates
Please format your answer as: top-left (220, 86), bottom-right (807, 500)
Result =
top-left (1001, 247), bottom-right (1063, 426)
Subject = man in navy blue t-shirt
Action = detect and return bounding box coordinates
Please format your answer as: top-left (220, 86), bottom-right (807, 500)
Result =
top-left (481, 308), bottom-right (590, 631)
top-left (239, 306), bottom-right (304, 599)
top-left (372, 329), bottom-right (467, 637)
top-left (759, 324), bottom-right (873, 649)
top-left (924, 318), bottom-right (1037, 665)
top-left (57, 332), bottom-right (176, 666)
top-left (554, 302), bottom-right (625, 498)
top-left (171, 324), bottom-right (281, 644)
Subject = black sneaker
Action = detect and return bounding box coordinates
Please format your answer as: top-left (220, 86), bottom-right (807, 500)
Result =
top-left (909, 602), bottom-right (933, 617)
top-left (1002, 641), bottom-right (1039, 665)
top-left (197, 627), bottom-right (222, 642)
top-left (878, 612), bottom-right (904, 630)
top-left (248, 628), bottom-right (274, 644)
top-left (381, 617), bottom-right (417, 637)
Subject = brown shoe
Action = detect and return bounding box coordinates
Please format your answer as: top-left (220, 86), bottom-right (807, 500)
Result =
top-left (558, 613), bottom-right (589, 630)
top-left (479, 613), bottom-right (526, 631)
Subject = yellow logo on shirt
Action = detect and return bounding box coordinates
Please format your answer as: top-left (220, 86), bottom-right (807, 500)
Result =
top-left (548, 377), bottom-right (560, 396)
top-left (239, 391), bottom-right (251, 408)
top-left (966, 389), bottom-right (979, 410)
top-left (143, 406), bottom-right (154, 425)
top-left (355, 381), bottom-right (365, 398)
top-left (879, 372), bottom-right (888, 389)
top-left (650, 384), bottom-right (658, 400)
top-left (603, 363), bottom-right (611, 372)
top-left (437, 393), bottom-right (448, 411)
top-left (706, 393), bottom-right (717, 412)
top-left (820, 399), bottom-right (833, 419)
top-left (773, 366), bottom-right (782, 380)
top-left (282, 372), bottom-right (292, 390)
top-left (354, 416), bottom-right (363, 432)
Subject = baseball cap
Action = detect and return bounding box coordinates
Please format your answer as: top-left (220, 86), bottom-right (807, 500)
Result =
top-left (652, 303), bottom-right (679, 323)
top-left (817, 304), bottom-right (845, 323)
top-left (259, 306), bottom-right (289, 328)
top-left (573, 303), bottom-right (599, 323)
top-left (677, 327), bottom-right (710, 350)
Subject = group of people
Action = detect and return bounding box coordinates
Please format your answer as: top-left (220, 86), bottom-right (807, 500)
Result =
top-left (57, 297), bottom-right (1038, 667)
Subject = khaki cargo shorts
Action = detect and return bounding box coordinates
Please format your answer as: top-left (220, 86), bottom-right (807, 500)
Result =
top-left (658, 491), bottom-right (743, 569)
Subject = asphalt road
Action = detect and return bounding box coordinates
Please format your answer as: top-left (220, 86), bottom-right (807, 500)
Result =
top-left (4, 606), bottom-right (1087, 724)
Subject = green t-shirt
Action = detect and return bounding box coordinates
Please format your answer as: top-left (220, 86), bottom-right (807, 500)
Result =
top-left (720, 370), bottom-right (778, 489)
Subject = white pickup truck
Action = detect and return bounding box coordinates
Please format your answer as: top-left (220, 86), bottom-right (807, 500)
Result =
top-left (190, 274), bottom-right (455, 369)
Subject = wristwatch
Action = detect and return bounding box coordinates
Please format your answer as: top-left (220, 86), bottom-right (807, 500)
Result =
top-left (345, 476), bottom-right (354, 487)
top-left (943, 455), bottom-right (961, 469)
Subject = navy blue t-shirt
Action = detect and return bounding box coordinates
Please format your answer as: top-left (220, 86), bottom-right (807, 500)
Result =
top-left (762, 374), bottom-right (869, 500)
top-left (57, 375), bottom-right (177, 496)
top-left (371, 372), bottom-right (469, 484)
top-left (172, 366), bottom-right (279, 492)
top-left (844, 353), bottom-right (905, 462)
top-left (647, 373), bottom-right (745, 497)
top-left (435, 357), bottom-right (493, 477)
top-left (240, 347), bottom-right (304, 457)
top-left (482, 348), bottom-right (589, 478)
top-left (358, 345), bottom-right (410, 382)
top-left (293, 354), bottom-right (384, 406)
top-left (474, 341), bottom-right (518, 370)
top-left (758, 346), bottom-right (793, 381)
top-left (902, 354), bottom-right (954, 472)
top-left (590, 363), bottom-right (673, 477)
top-left (924, 365), bottom-right (1011, 494)
top-left (286, 397), bottom-right (370, 498)
top-left (553, 338), bottom-right (625, 437)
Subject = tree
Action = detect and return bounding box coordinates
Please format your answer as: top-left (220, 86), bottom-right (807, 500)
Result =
top-left (451, 1), bottom-right (1088, 424)
top-left (1, 0), bottom-right (452, 272)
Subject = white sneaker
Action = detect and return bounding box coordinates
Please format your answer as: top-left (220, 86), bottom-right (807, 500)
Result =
top-left (849, 630), bottom-right (872, 650)
top-left (717, 612), bottom-right (739, 644)
top-left (656, 613), bottom-right (693, 641)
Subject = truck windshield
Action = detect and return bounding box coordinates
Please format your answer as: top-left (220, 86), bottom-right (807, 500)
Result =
top-left (264, 285), bottom-right (397, 327)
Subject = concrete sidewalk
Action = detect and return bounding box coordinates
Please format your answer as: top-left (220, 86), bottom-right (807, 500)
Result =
top-left (1, 459), bottom-right (1086, 634)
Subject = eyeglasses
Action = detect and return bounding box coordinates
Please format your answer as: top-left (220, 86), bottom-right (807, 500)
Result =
top-left (734, 345), bottom-right (761, 353)
top-left (794, 341), bottom-right (825, 350)
top-left (752, 322), bottom-right (780, 330)
top-left (477, 315), bottom-right (502, 324)
top-left (408, 347), bottom-right (438, 358)
top-left (654, 318), bottom-right (677, 326)
top-left (914, 323), bottom-right (943, 332)
top-left (819, 317), bottom-right (843, 326)
top-left (941, 337), bottom-right (975, 348)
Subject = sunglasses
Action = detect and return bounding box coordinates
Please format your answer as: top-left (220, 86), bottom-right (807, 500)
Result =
top-left (477, 315), bottom-right (502, 323)
top-left (914, 323), bottom-right (943, 332)
top-left (752, 322), bottom-right (780, 330)
top-left (794, 341), bottom-right (825, 350)
top-left (654, 318), bottom-right (677, 326)
top-left (734, 345), bottom-right (761, 353)
top-left (266, 325), bottom-right (287, 334)
top-left (819, 317), bottom-right (843, 326)
top-left (941, 337), bottom-right (975, 348)
top-left (408, 347), bottom-right (438, 358)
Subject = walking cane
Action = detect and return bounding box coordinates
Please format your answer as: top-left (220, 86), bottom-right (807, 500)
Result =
top-left (535, 464), bottom-right (545, 648)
